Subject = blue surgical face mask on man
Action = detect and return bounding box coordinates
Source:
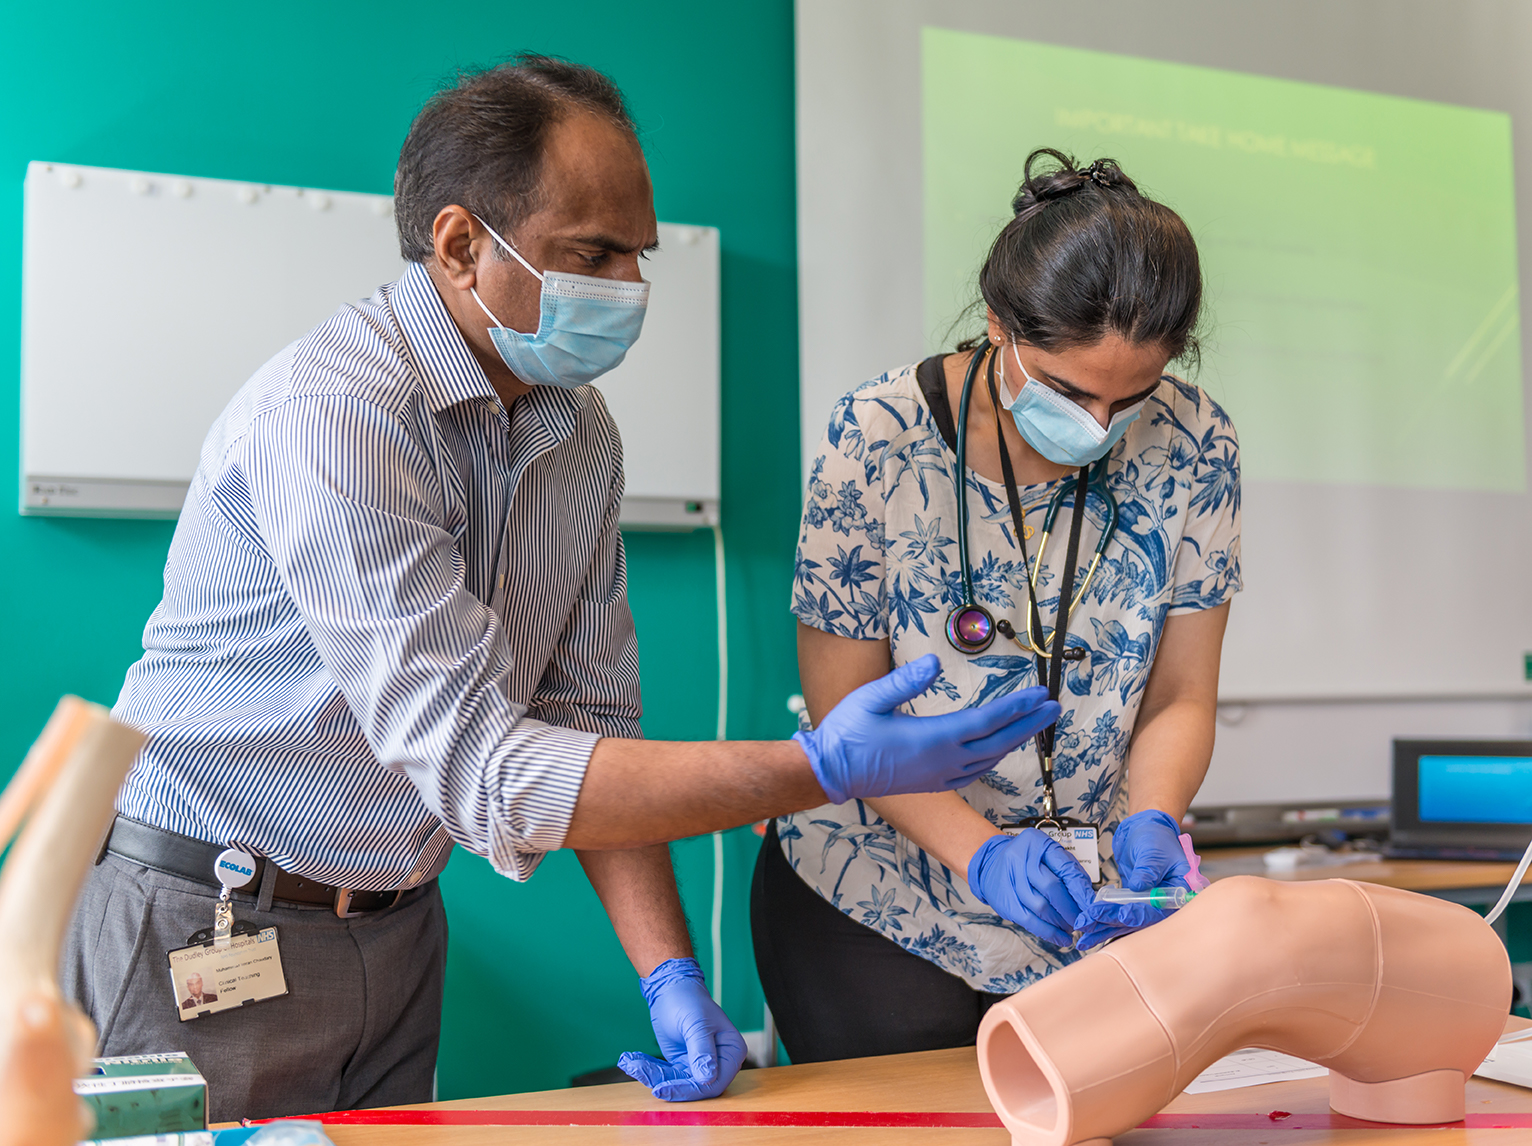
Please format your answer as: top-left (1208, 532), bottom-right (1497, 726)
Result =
top-left (1000, 342), bottom-right (1149, 467)
top-left (468, 215), bottom-right (650, 389)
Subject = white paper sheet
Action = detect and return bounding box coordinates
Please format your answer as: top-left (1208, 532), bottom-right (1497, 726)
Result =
top-left (1183, 1048), bottom-right (1329, 1094)
top-left (1475, 1030), bottom-right (1532, 1089)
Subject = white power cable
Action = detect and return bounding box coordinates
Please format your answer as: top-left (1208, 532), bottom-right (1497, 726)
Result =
top-left (713, 522), bottom-right (729, 742)
top-left (711, 832), bottom-right (725, 1006)
top-left (710, 523), bottom-right (728, 1006)
top-left (1484, 835), bottom-right (1532, 926)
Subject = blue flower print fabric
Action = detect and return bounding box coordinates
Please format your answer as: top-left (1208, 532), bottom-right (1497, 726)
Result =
top-left (781, 360), bottom-right (1241, 991)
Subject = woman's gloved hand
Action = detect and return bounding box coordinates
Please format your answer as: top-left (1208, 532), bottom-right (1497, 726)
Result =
top-left (1076, 809), bottom-right (1191, 950)
top-left (618, 958), bottom-right (747, 1102)
top-left (795, 654), bottom-right (1061, 805)
top-left (965, 830), bottom-right (1095, 948)
top-left (1114, 809), bottom-right (1193, 891)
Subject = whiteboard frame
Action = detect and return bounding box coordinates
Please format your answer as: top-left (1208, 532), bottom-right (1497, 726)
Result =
top-left (20, 163), bottom-right (721, 532)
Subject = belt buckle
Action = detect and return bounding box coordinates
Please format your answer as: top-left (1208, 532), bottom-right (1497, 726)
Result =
top-left (334, 888), bottom-right (402, 919)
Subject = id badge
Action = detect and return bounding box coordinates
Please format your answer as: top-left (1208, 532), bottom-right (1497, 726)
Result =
top-left (1005, 819), bottom-right (1101, 884)
top-left (166, 926), bottom-right (289, 1021)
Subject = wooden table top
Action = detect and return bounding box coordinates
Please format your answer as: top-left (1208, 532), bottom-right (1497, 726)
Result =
top-left (300, 1035), bottom-right (1532, 1145)
top-left (1198, 846), bottom-right (1525, 894)
top-left (269, 859), bottom-right (1532, 1143)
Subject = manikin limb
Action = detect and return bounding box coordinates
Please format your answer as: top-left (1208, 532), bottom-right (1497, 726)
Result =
top-left (977, 875), bottom-right (1511, 1146)
top-left (0, 698), bottom-right (146, 1146)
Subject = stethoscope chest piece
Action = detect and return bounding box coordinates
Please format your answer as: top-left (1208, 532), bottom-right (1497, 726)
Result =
top-left (946, 602), bottom-right (995, 654)
top-left (943, 348), bottom-right (1004, 657)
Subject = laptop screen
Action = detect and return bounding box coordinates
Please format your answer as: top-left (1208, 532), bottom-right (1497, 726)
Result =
top-left (1419, 755), bottom-right (1532, 823)
top-left (1393, 739), bottom-right (1532, 852)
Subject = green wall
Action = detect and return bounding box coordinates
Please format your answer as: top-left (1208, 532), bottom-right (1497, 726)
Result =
top-left (1, 0), bottom-right (800, 1099)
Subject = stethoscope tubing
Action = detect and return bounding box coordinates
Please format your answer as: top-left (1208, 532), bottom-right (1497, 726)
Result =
top-left (952, 348), bottom-right (985, 603)
top-left (946, 347), bottom-right (999, 654)
top-left (946, 345), bottom-right (1119, 659)
top-left (1023, 463), bottom-right (1118, 655)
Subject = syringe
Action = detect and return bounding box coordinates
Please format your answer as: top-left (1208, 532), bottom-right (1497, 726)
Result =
top-left (1094, 885), bottom-right (1195, 910)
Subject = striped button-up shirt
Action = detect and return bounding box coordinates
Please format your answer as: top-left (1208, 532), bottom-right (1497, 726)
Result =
top-left (115, 262), bottom-right (642, 890)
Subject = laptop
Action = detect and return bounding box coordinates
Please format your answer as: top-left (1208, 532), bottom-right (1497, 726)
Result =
top-left (1385, 739), bottom-right (1532, 861)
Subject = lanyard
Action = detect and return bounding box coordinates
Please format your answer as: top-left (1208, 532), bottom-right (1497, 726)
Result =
top-left (985, 349), bottom-right (1088, 821)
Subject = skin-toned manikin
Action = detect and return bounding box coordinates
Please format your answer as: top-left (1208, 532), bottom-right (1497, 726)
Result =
top-left (976, 875), bottom-right (1512, 1146)
top-left (0, 699), bottom-right (146, 1146)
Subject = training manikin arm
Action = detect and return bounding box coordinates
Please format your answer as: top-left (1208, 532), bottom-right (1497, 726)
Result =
top-left (0, 699), bottom-right (147, 1146)
top-left (797, 624), bottom-right (1001, 874)
top-left (1120, 602), bottom-right (1228, 821)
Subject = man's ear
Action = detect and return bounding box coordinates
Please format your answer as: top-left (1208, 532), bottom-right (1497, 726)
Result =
top-left (432, 206), bottom-right (480, 289)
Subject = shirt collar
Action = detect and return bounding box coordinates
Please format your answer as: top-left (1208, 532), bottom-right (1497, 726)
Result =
top-left (390, 261), bottom-right (583, 442)
top-left (389, 262), bottom-right (500, 414)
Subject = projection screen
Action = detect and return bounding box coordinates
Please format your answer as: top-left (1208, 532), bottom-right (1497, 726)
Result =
top-left (797, 0), bottom-right (1532, 707)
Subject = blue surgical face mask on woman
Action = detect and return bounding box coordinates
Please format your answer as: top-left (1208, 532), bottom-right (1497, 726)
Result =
top-left (468, 215), bottom-right (650, 388)
top-left (1000, 341), bottom-right (1148, 467)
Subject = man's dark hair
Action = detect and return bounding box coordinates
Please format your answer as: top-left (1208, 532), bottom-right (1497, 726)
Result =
top-left (960, 148), bottom-right (1203, 367)
top-left (394, 54), bottom-right (638, 263)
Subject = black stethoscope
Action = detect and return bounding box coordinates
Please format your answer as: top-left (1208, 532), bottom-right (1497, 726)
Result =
top-left (944, 346), bottom-right (1119, 659)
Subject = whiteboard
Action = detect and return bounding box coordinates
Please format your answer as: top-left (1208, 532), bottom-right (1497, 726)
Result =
top-left (20, 162), bottom-right (719, 529)
top-left (597, 224), bottom-right (721, 528)
top-left (795, 0), bottom-right (1532, 703)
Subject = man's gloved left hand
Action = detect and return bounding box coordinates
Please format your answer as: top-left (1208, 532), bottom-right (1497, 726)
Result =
top-left (1075, 810), bottom-right (1191, 951)
top-left (618, 958), bottom-right (747, 1101)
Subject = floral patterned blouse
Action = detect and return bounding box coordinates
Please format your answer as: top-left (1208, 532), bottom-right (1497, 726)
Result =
top-left (780, 357), bottom-right (1241, 993)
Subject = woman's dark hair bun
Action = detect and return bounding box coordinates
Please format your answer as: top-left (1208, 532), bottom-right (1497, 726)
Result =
top-left (1012, 148), bottom-right (1138, 219)
top-left (964, 146), bottom-right (1203, 367)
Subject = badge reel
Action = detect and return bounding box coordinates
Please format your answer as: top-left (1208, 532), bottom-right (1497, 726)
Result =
top-left (164, 847), bottom-right (290, 1022)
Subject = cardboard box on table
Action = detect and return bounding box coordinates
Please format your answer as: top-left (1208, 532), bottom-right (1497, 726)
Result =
top-left (74, 1051), bottom-right (207, 1139)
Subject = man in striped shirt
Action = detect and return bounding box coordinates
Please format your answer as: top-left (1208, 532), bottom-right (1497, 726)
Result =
top-left (61, 57), bottom-right (1060, 1121)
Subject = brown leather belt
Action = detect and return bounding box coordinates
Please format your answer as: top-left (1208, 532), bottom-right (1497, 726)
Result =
top-left (101, 816), bottom-right (414, 917)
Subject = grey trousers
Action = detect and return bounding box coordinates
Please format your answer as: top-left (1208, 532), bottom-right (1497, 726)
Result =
top-left (61, 853), bottom-right (447, 1123)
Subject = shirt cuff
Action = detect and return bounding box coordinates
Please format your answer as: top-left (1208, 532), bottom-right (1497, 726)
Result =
top-left (488, 720), bottom-right (600, 882)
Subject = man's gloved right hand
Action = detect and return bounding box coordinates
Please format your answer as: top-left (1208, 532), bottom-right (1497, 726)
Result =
top-left (966, 830), bottom-right (1096, 948)
top-left (794, 653), bottom-right (1061, 805)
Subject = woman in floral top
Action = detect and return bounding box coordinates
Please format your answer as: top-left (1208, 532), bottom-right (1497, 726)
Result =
top-left (751, 150), bottom-right (1241, 1063)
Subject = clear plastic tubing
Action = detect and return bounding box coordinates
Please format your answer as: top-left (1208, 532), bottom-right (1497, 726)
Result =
top-left (1095, 885), bottom-right (1195, 910)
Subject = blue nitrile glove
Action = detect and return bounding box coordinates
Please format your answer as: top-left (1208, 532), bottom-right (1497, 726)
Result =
top-left (794, 654), bottom-right (1061, 805)
top-left (966, 830), bottom-right (1096, 949)
top-left (1075, 810), bottom-right (1191, 950)
top-left (618, 958), bottom-right (747, 1102)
